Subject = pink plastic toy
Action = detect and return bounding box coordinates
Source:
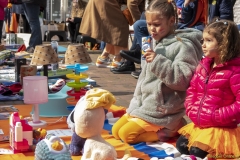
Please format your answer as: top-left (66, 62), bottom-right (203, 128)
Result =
top-left (9, 112), bottom-right (33, 153)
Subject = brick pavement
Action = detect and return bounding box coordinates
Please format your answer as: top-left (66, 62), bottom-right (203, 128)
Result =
top-left (84, 53), bottom-right (139, 107)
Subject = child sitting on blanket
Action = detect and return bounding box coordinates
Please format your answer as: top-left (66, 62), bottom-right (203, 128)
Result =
top-left (176, 19), bottom-right (240, 158)
top-left (112, 0), bottom-right (203, 144)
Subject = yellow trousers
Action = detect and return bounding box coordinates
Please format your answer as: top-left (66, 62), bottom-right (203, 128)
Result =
top-left (112, 114), bottom-right (159, 144)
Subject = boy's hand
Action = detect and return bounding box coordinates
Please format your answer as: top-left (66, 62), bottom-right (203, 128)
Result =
top-left (143, 49), bottom-right (156, 63)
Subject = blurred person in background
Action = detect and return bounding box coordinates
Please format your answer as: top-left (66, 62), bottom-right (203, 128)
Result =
top-left (0, 0), bottom-right (8, 43)
top-left (80, 0), bottom-right (145, 69)
top-left (21, 0), bottom-right (47, 53)
top-left (66, 0), bottom-right (87, 43)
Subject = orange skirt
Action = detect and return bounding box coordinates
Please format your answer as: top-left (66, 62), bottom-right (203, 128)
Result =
top-left (178, 123), bottom-right (240, 159)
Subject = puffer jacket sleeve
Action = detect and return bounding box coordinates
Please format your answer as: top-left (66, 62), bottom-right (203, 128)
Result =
top-left (185, 71), bottom-right (199, 118)
top-left (214, 73), bottom-right (240, 124)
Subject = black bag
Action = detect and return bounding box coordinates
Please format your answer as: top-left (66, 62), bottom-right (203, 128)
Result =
top-left (9, 0), bottom-right (22, 4)
top-left (77, 35), bottom-right (97, 49)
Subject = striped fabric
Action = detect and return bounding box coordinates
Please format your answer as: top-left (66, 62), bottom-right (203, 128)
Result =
top-left (103, 106), bottom-right (181, 159)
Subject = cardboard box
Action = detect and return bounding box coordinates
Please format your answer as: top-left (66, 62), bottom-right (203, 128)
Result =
top-left (0, 45), bottom-right (5, 51)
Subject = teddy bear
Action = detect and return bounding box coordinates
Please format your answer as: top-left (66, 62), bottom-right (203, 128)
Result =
top-left (73, 88), bottom-right (131, 160)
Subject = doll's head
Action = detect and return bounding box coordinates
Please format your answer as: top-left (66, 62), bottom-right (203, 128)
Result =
top-left (74, 88), bottom-right (116, 138)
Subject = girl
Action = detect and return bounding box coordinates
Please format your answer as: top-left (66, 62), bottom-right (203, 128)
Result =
top-left (176, 20), bottom-right (240, 158)
top-left (112, 0), bottom-right (203, 144)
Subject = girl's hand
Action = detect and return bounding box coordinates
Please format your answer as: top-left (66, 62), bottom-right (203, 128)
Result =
top-left (69, 18), bottom-right (74, 22)
top-left (143, 49), bottom-right (156, 63)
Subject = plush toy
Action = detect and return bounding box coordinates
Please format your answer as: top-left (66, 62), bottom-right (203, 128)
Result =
top-left (33, 128), bottom-right (47, 145)
top-left (67, 98), bottom-right (87, 156)
top-left (35, 133), bottom-right (72, 160)
top-left (73, 88), bottom-right (131, 160)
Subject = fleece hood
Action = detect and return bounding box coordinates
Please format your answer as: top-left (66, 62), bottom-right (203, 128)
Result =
top-left (158, 28), bottom-right (203, 60)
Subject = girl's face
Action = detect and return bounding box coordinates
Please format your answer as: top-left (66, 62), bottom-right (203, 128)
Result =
top-left (202, 31), bottom-right (219, 59)
top-left (145, 11), bottom-right (175, 42)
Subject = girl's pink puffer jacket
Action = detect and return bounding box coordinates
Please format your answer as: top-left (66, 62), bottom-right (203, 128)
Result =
top-left (185, 57), bottom-right (240, 128)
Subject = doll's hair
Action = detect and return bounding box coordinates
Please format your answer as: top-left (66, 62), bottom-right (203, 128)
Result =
top-left (204, 19), bottom-right (240, 63)
top-left (146, 0), bottom-right (178, 30)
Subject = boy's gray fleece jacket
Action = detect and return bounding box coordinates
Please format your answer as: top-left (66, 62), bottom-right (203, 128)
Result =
top-left (127, 28), bottom-right (203, 130)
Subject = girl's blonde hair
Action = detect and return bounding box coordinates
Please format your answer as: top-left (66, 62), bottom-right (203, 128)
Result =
top-left (146, 0), bottom-right (178, 30)
top-left (204, 19), bottom-right (240, 63)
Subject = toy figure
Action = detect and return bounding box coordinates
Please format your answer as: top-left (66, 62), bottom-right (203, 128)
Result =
top-left (33, 128), bottom-right (47, 145)
top-left (67, 98), bottom-right (87, 156)
top-left (73, 88), bottom-right (131, 160)
top-left (35, 133), bottom-right (72, 160)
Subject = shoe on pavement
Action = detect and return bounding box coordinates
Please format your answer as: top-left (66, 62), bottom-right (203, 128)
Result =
top-left (107, 60), bottom-right (123, 69)
top-left (111, 62), bottom-right (135, 74)
top-left (131, 70), bottom-right (141, 79)
top-left (120, 48), bottom-right (141, 64)
top-left (95, 56), bottom-right (111, 68)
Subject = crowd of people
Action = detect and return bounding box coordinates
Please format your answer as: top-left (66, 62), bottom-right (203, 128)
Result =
top-left (1, 0), bottom-right (240, 159)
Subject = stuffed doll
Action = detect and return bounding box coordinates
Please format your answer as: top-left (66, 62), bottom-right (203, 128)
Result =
top-left (73, 88), bottom-right (131, 160)
top-left (67, 97), bottom-right (87, 156)
top-left (35, 133), bottom-right (72, 160)
top-left (33, 128), bottom-right (47, 145)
